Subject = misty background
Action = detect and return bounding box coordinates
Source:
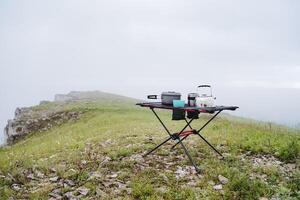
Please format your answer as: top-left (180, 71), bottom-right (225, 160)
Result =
top-left (1, 0), bottom-right (300, 144)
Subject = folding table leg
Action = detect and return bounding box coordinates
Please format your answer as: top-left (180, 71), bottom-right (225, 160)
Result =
top-left (177, 139), bottom-right (201, 173)
top-left (170, 117), bottom-right (201, 173)
top-left (143, 136), bottom-right (172, 157)
top-left (170, 118), bottom-right (197, 149)
top-left (150, 108), bottom-right (172, 136)
top-left (195, 132), bottom-right (224, 158)
top-left (146, 108), bottom-right (201, 173)
top-left (142, 108), bottom-right (173, 157)
top-left (185, 118), bottom-right (193, 129)
top-left (171, 111), bottom-right (224, 158)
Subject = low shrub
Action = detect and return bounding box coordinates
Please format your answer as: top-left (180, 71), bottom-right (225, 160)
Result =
top-left (279, 140), bottom-right (300, 162)
top-left (131, 181), bottom-right (155, 200)
top-left (227, 175), bottom-right (272, 200)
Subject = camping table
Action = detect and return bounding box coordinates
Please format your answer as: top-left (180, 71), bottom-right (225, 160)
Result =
top-left (136, 102), bottom-right (238, 173)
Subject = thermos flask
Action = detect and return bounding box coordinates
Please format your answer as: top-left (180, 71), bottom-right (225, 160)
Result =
top-left (188, 93), bottom-right (199, 107)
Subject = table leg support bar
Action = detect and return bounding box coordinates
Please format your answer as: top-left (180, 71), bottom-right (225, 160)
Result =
top-left (143, 136), bottom-right (172, 157)
top-left (144, 108), bottom-right (223, 174)
top-left (177, 140), bottom-right (201, 173)
top-left (150, 108), bottom-right (172, 136)
top-left (171, 111), bottom-right (224, 158)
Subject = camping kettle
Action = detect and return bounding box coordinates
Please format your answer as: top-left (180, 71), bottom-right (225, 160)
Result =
top-left (195, 85), bottom-right (216, 107)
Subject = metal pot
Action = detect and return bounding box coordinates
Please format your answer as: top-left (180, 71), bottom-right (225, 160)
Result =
top-left (161, 91), bottom-right (181, 105)
top-left (147, 91), bottom-right (181, 105)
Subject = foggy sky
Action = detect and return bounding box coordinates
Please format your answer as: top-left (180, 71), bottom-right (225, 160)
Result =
top-left (1, 0), bottom-right (300, 143)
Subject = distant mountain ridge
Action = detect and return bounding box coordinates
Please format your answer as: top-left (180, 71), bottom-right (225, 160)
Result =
top-left (53, 91), bottom-right (138, 103)
top-left (3, 91), bottom-right (139, 145)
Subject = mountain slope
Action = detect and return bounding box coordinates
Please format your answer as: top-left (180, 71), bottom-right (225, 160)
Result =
top-left (0, 92), bottom-right (299, 199)
top-left (3, 91), bottom-right (138, 144)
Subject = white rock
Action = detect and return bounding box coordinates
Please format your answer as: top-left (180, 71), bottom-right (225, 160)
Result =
top-left (49, 189), bottom-right (62, 199)
top-left (26, 173), bottom-right (35, 180)
top-left (96, 187), bottom-right (107, 197)
top-left (130, 154), bottom-right (144, 162)
top-left (65, 179), bottom-right (75, 187)
top-left (88, 172), bottom-right (102, 180)
top-left (208, 180), bottom-right (215, 185)
top-left (77, 186), bottom-right (90, 196)
top-left (213, 184), bottom-right (223, 190)
top-left (49, 176), bottom-right (59, 182)
top-left (218, 175), bottom-right (229, 184)
top-left (11, 183), bottom-right (21, 191)
top-left (156, 186), bottom-right (167, 193)
top-left (175, 167), bottom-right (187, 179)
top-left (50, 168), bottom-right (57, 173)
top-left (110, 173), bottom-right (118, 178)
top-left (64, 191), bottom-right (77, 200)
top-left (286, 163), bottom-right (296, 170)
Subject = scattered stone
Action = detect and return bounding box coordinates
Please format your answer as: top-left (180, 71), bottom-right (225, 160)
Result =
top-left (116, 181), bottom-right (127, 189)
top-left (49, 189), bottom-right (63, 199)
top-left (174, 166), bottom-right (198, 179)
top-left (26, 173), bottom-right (36, 180)
top-left (250, 173), bottom-right (268, 182)
top-left (246, 153), bottom-right (297, 175)
top-left (109, 173), bottom-right (118, 178)
top-left (156, 186), bottom-right (167, 193)
top-left (65, 169), bottom-right (78, 178)
top-left (64, 191), bottom-right (77, 200)
top-left (11, 183), bottom-right (22, 191)
top-left (50, 168), bottom-right (57, 173)
top-left (88, 172), bottom-right (102, 180)
top-left (103, 181), bottom-right (114, 188)
top-left (175, 167), bottom-right (187, 179)
top-left (160, 174), bottom-right (169, 182)
top-left (213, 184), bottom-right (223, 190)
top-left (129, 154), bottom-right (144, 162)
top-left (223, 153), bottom-right (231, 157)
top-left (125, 188), bottom-right (132, 195)
top-left (218, 175), bottom-right (229, 184)
top-left (96, 187), bottom-right (107, 197)
top-left (49, 176), bottom-right (59, 182)
top-left (35, 170), bottom-right (44, 178)
top-left (101, 139), bottom-right (113, 147)
top-left (208, 180), bottom-right (215, 186)
top-left (65, 179), bottom-right (75, 187)
top-left (77, 186), bottom-right (90, 196)
top-left (187, 180), bottom-right (198, 187)
top-left (100, 156), bottom-right (112, 165)
top-left (81, 160), bottom-right (87, 165)
top-left (286, 163), bottom-right (296, 170)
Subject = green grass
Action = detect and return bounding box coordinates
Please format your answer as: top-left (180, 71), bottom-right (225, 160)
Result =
top-left (279, 141), bottom-right (300, 162)
top-left (0, 101), bottom-right (299, 199)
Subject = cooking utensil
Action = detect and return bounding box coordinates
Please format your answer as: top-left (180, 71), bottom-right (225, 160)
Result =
top-left (196, 85), bottom-right (216, 107)
top-left (187, 93), bottom-right (199, 107)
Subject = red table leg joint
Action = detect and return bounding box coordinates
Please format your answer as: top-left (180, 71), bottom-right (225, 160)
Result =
top-left (178, 129), bottom-right (196, 137)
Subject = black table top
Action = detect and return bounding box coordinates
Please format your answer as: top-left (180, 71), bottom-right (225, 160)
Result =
top-left (136, 102), bottom-right (238, 113)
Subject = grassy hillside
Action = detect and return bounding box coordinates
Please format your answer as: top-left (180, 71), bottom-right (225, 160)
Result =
top-left (0, 93), bottom-right (299, 199)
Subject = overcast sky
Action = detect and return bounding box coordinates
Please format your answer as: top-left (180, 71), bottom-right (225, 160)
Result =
top-left (1, 0), bottom-right (300, 143)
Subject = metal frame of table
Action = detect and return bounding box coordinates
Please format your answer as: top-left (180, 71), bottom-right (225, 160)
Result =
top-left (136, 102), bottom-right (238, 173)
